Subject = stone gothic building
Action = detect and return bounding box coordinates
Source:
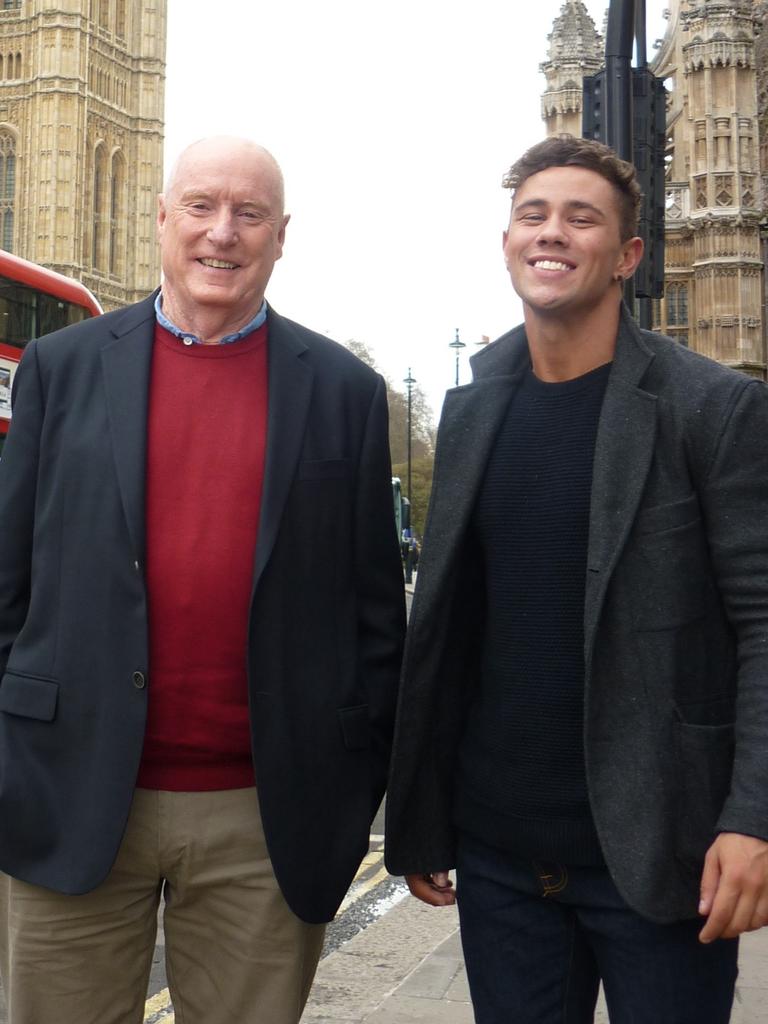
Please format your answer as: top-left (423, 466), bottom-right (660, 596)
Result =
top-left (541, 0), bottom-right (768, 378)
top-left (0, 1), bottom-right (166, 310)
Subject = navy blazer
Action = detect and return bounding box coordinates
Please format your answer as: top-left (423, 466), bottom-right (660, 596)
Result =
top-left (386, 308), bottom-right (768, 923)
top-left (0, 292), bottom-right (405, 924)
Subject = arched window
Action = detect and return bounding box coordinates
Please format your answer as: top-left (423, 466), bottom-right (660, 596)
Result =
top-left (109, 151), bottom-right (125, 276)
top-left (667, 284), bottom-right (689, 327)
top-left (0, 131), bottom-right (16, 252)
top-left (92, 144), bottom-right (107, 270)
top-left (651, 297), bottom-right (662, 332)
top-left (14, 53), bottom-right (21, 80)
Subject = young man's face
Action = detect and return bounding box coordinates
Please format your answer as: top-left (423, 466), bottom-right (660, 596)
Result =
top-left (502, 165), bottom-right (642, 320)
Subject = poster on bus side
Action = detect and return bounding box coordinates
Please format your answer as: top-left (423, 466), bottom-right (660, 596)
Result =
top-left (0, 358), bottom-right (15, 419)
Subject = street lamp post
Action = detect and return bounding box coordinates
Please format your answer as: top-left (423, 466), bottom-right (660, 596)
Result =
top-left (403, 368), bottom-right (416, 584)
top-left (449, 328), bottom-right (466, 387)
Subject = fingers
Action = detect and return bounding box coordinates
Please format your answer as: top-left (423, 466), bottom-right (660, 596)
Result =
top-left (697, 845), bottom-right (722, 941)
top-left (699, 879), bottom-right (739, 943)
top-left (405, 871), bottom-right (456, 907)
top-left (699, 833), bottom-right (768, 943)
top-left (431, 870), bottom-right (453, 890)
top-left (701, 885), bottom-right (763, 942)
top-left (749, 891), bottom-right (768, 932)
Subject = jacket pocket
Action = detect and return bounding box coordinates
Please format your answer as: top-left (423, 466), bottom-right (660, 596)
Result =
top-left (0, 671), bottom-right (59, 721)
top-left (635, 492), bottom-right (700, 535)
top-left (338, 705), bottom-right (370, 751)
top-left (674, 719), bottom-right (734, 869)
top-left (628, 503), bottom-right (708, 630)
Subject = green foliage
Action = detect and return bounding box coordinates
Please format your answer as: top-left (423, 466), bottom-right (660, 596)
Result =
top-left (344, 339), bottom-right (436, 523)
top-left (387, 385), bottom-right (434, 465)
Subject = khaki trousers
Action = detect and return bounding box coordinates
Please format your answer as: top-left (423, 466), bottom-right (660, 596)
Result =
top-left (0, 788), bottom-right (325, 1024)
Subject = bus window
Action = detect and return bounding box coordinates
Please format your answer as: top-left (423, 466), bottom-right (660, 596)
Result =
top-left (0, 277), bottom-right (93, 350)
top-left (0, 251), bottom-right (101, 452)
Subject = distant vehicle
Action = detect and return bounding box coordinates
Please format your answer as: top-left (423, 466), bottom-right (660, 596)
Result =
top-left (0, 249), bottom-right (102, 453)
top-left (392, 476), bottom-right (411, 542)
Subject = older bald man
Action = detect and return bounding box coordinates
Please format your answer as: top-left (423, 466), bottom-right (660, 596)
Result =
top-left (0, 136), bottom-right (405, 1024)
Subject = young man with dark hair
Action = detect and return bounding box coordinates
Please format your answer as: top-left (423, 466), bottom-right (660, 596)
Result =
top-left (386, 135), bottom-right (768, 1023)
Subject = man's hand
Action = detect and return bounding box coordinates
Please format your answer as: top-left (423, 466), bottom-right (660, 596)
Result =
top-left (405, 870), bottom-right (456, 907)
top-left (698, 832), bottom-right (768, 943)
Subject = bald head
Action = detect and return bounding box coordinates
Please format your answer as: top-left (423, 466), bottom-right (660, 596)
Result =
top-left (157, 135), bottom-right (290, 344)
top-left (163, 136), bottom-right (285, 215)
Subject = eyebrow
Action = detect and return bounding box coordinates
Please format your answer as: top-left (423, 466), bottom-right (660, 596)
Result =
top-left (514, 198), bottom-right (606, 219)
top-left (178, 189), bottom-right (269, 210)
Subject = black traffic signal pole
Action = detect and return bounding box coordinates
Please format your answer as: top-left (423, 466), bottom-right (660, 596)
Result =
top-left (583, 0), bottom-right (666, 328)
top-left (605, 0), bottom-right (635, 163)
top-left (605, 0), bottom-right (637, 313)
top-left (630, 0), bottom-right (656, 329)
top-left (634, 0), bottom-right (647, 67)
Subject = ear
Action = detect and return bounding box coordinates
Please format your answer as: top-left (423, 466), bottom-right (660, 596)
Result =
top-left (157, 194), bottom-right (167, 234)
top-left (275, 213), bottom-right (290, 261)
top-left (616, 236), bottom-right (644, 280)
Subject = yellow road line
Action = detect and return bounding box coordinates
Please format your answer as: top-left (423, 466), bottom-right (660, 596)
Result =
top-left (336, 863), bottom-right (390, 915)
top-left (144, 988), bottom-right (174, 1023)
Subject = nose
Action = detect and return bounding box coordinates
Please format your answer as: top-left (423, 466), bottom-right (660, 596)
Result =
top-left (534, 215), bottom-right (568, 247)
top-left (206, 209), bottom-right (238, 247)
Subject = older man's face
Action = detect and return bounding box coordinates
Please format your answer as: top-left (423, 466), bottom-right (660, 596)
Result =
top-left (157, 141), bottom-right (288, 331)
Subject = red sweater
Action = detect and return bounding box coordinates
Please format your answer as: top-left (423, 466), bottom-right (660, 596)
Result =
top-left (136, 322), bottom-right (268, 790)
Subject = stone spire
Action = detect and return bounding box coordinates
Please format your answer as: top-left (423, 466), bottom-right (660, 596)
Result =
top-left (541, 1), bottom-right (604, 137)
top-left (652, 0), bottom-right (766, 373)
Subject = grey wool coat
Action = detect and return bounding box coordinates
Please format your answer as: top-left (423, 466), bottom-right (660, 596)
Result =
top-left (385, 307), bottom-right (768, 923)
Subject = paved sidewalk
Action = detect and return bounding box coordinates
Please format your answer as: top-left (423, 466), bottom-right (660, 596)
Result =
top-left (303, 893), bottom-right (768, 1023)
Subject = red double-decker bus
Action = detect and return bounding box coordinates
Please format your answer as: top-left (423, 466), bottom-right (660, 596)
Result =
top-left (0, 250), bottom-right (102, 453)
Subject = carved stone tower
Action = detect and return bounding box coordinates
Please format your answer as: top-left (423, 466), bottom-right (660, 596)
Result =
top-left (540, 0), bottom-right (768, 378)
top-left (541, 1), bottom-right (604, 138)
top-left (0, 1), bottom-right (166, 310)
top-left (653, 0), bottom-right (765, 375)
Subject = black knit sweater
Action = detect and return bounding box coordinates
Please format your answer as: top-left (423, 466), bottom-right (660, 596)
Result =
top-left (454, 362), bottom-right (610, 865)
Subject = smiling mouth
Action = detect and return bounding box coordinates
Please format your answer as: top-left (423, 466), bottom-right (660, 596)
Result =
top-left (198, 258), bottom-right (239, 270)
top-left (530, 258), bottom-right (574, 272)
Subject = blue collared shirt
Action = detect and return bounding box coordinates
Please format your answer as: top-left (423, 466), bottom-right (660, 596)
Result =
top-left (154, 293), bottom-right (267, 345)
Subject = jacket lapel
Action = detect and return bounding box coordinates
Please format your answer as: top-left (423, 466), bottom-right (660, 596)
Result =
top-left (100, 292), bottom-right (157, 564)
top-left (433, 376), bottom-right (521, 540)
top-left (584, 308), bottom-right (658, 660)
top-left (253, 308), bottom-right (313, 587)
top-left (422, 326), bottom-right (529, 590)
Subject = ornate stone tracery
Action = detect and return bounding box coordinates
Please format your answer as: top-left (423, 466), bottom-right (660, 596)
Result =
top-left (540, 1), bottom-right (604, 137)
top-left (0, 2), bottom-right (166, 309)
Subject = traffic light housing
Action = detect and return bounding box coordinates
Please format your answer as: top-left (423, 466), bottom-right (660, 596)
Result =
top-left (582, 68), bottom-right (666, 299)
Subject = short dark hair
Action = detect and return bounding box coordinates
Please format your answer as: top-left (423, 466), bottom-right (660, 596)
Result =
top-left (502, 135), bottom-right (642, 241)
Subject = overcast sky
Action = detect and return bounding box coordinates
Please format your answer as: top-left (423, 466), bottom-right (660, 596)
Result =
top-left (164, 0), bottom-right (669, 416)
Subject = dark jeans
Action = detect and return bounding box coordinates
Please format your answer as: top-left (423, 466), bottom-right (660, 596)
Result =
top-left (456, 834), bottom-right (738, 1024)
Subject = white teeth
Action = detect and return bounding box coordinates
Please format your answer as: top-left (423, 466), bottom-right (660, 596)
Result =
top-left (533, 259), bottom-right (571, 271)
top-left (199, 258), bottom-right (237, 269)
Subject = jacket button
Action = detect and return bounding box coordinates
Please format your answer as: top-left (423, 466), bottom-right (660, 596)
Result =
top-left (132, 671), bottom-right (146, 689)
